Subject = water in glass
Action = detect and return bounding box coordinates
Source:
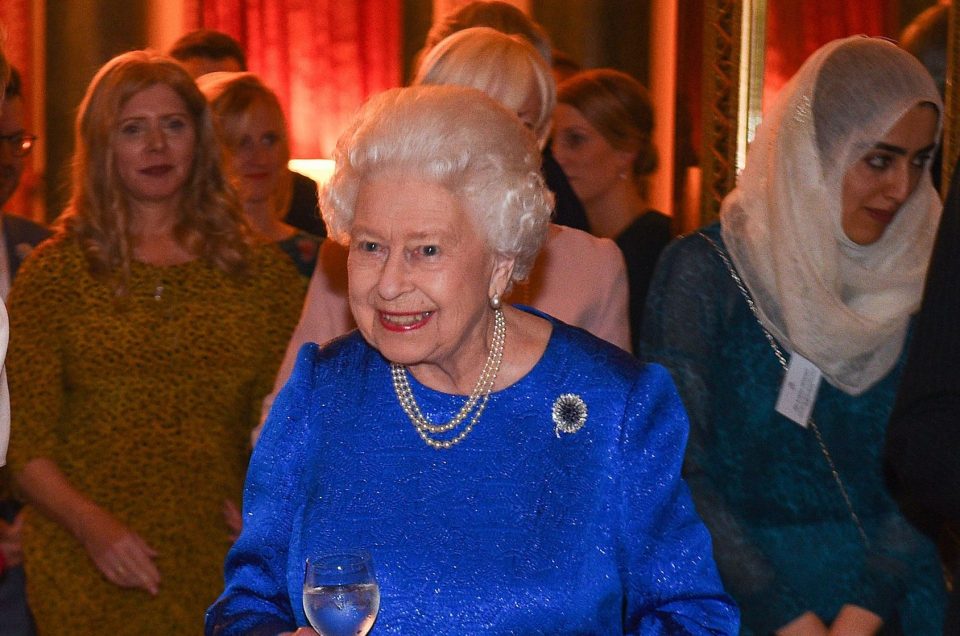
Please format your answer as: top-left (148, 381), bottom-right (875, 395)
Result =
top-left (303, 551), bottom-right (379, 636)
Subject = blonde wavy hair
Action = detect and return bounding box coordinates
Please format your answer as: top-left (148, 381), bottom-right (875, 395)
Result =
top-left (197, 71), bottom-right (293, 221)
top-left (59, 50), bottom-right (249, 292)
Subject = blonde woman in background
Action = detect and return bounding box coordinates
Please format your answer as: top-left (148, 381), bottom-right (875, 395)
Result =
top-left (198, 72), bottom-right (320, 278)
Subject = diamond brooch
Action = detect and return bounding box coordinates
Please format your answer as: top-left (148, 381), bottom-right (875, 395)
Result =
top-left (552, 393), bottom-right (587, 437)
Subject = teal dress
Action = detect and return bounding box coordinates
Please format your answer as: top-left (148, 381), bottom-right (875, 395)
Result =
top-left (640, 224), bottom-right (945, 634)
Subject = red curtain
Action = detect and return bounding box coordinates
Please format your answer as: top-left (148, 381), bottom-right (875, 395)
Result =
top-left (764, 0), bottom-right (898, 109)
top-left (0, 0), bottom-right (40, 220)
top-left (185, 0), bottom-right (402, 158)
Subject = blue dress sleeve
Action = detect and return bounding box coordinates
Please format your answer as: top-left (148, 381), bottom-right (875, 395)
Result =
top-left (205, 343), bottom-right (321, 635)
top-left (620, 363), bottom-right (740, 634)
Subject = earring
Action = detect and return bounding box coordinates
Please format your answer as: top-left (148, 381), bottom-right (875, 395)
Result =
top-left (490, 293), bottom-right (501, 310)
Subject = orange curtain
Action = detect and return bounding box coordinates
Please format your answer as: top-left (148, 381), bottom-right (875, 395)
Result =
top-left (185, 0), bottom-right (402, 158)
top-left (764, 0), bottom-right (898, 108)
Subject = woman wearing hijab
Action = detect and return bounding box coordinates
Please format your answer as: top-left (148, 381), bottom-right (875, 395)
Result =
top-left (641, 36), bottom-right (946, 634)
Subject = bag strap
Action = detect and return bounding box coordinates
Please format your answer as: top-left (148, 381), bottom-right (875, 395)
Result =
top-left (698, 231), bottom-right (870, 548)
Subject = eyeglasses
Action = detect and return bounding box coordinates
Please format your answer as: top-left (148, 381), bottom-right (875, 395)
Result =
top-left (0, 133), bottom-right (37, 157)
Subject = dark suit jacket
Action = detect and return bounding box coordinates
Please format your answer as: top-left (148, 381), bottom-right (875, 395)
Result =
top-left (284, 171), bottom-right (325, 238)
top-left (885, 161), bottom-right (960, 634)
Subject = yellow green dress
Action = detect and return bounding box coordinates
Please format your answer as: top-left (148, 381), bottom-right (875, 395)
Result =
top-left (6, 234), bottom-right (305, 634)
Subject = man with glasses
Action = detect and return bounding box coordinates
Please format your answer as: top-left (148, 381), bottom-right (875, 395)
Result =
top-left (0, 68), bottom-right (48, 297)
top-left (0, 66), bottom-right (49, 636)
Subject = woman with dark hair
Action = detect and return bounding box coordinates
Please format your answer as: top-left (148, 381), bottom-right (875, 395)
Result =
top-left (5, 50), bottom-right (302, 633)
top-left (554, 69), bottom-right (672, 352)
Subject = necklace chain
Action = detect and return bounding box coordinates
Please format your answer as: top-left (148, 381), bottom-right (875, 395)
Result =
top-left (391, 308), bottom-right (506, 450)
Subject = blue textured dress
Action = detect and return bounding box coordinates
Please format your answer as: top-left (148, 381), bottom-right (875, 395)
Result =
top-left (641, 225), bottom-right (946, 635)
top-left (206, 310), bottom-right (739, 634)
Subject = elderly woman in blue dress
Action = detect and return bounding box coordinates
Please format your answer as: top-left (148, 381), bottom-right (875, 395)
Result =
top-left (206, 85), bottom-right (738, 635)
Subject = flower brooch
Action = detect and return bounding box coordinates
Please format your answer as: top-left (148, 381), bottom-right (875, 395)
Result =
top-left (552, 393), bottom-right (587, 437)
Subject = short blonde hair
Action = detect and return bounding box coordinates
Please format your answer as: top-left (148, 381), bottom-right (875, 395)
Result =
top-left (59, 50), bottom-right (249, 291)
top-left (197, 71), bottom-right (293, 220)
top-left (322, 85), bottom-right (552, 281)
top-left (415, 27), bottom-right (556, 144)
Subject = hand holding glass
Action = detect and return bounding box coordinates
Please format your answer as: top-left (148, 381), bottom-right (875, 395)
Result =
top-left (302, 551), bottom-right (380, 636)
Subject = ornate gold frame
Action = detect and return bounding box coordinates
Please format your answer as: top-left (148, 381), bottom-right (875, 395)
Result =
top-left (698, 0), bottom-right (743, 224)
top-left (699, 0), bottom-right (959, 224)
top-left (943, 0), bottom-right (959, 194)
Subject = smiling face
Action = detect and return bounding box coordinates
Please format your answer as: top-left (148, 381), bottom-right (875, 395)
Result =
top-left (113, 84), bottom-right (196, 209)
top-left (840, 104), bottom-right (938, 245)
top-left (225, 99), bottom-right (286, 206)
top-left (347, 173), bottom-right (514, 382)
top-left (551, 103), bottom-right (633, 206)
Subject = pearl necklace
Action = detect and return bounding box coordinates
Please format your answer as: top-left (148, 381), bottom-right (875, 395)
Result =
top-left (390, 308), bottom-right (506, 449)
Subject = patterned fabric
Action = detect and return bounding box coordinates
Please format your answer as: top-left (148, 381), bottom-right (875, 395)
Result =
top-left (6, 234), bottom-right (304, 634)
top-left (641, 224), bottom-right (946, 635)
top-left (207, 311), bottom-right (739, 634)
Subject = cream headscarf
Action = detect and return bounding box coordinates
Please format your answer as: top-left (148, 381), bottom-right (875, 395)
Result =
top-left (720, 36), bottom-right (943, 395)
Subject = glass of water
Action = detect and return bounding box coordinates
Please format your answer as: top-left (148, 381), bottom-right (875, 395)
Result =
top-left (302, 551), bottom-right (380, 636)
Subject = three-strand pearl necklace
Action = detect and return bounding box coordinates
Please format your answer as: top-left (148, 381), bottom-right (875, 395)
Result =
top-left (390, 308), bottom-right (506, 449)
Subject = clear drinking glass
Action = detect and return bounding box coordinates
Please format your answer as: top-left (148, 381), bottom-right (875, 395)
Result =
top-left (302, 551), bottom-right (380, 636)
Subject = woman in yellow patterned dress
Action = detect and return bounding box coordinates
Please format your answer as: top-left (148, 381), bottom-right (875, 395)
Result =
top-left (4, 51), bottom-right (304, 633)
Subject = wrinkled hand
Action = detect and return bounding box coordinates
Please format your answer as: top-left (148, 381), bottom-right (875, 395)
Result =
top-left (0, 511), bottom-right (25, 567)
top-left (223, 499), bottom-right (242, 542)
top-left (777, 611), bottom-right (828, 636)
top-left (829, 605), bottom-right (882, 635)
top-left (75, 506), bottom-right (160, 595)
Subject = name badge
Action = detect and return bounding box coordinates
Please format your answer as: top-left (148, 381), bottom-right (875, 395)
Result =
top-left (774, 353), bottom-right (822, 428)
